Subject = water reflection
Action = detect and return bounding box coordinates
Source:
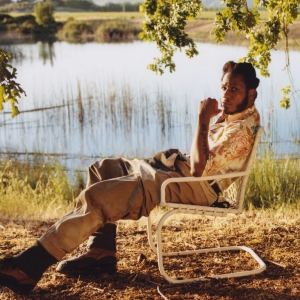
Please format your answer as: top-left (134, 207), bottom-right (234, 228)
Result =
top-left (38, 42), bottom-right (55, 65)
top-left (1, 41), bottom-right (56, 65)
top-left (0, 41), bottom-right (299, 171)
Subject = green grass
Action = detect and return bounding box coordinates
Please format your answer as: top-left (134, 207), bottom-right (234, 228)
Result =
top-left (53, 11), bottom-right (144, 22)
top-left (245, 152), bottom-right (300, 210)
top-left (0, 157), bottom-right (84, 219)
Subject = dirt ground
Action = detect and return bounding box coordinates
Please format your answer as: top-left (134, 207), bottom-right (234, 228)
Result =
top-left (0, 210), bottom-right (300, 300)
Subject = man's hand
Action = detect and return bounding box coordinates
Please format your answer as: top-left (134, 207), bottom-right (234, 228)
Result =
top-left (190, 98), bottom-right (221, 177)
top-left (198, 98), bottom-right (222, 120)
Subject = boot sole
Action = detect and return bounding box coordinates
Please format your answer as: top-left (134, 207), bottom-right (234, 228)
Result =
top-left (0, 273), bottom-right (35, 295)
top-left (56, 256), bottom-right (118, 275)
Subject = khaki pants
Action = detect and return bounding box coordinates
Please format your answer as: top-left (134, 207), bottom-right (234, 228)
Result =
top-left (39, 155), bottom-right (217, 260)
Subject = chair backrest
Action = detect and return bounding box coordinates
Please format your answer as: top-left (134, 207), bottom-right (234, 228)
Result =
top-left (160, 126), bottom-right (264, 217)
top-left (223, 125), bottom-right (263, 212)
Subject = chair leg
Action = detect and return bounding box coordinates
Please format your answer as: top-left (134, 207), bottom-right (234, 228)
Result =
top-left (154, 209), bottom-right (266, 284)
top-left (147, 210), bottom-right (157, 253)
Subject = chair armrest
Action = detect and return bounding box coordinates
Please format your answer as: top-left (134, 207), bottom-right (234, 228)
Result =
top-left (160, 171), bottom-right (249, 205)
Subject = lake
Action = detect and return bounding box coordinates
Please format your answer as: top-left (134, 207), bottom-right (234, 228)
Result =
top-left (0, 41), bottom-right (299, 171)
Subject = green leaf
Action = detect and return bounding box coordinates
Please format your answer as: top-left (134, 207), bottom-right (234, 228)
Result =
top-left (0, 48), bottom-right (25, 117)
top-left (11, 103), bottom-right (20, 118)
top-left (140, 0), bottom-right (202, 74)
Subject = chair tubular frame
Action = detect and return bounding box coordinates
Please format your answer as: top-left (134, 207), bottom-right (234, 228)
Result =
top-left (147, 126), bottom-right (266, 284)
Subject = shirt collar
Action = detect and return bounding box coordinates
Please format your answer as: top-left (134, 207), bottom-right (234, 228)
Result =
top-left (215, 105), bottom-right (257, 124)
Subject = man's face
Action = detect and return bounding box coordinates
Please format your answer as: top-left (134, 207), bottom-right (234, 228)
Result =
top-left (221, 72), bottom-right (251, 115)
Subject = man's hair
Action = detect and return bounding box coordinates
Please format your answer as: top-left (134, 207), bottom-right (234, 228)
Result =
top-left (222, 61), bottom-right (260, 90)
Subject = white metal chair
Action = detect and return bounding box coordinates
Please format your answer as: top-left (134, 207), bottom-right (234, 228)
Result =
top-left (147, 126), bottom-right (266, 284)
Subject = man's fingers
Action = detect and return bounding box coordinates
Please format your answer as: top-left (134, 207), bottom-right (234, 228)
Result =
top-left (199, 98), bottom-right (222, 118)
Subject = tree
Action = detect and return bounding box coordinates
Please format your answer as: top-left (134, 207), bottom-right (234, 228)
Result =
top-left (1, 0), bottom-right (300, 116)
top-left (140, 0), bottom-right (300, 109)
top-left (0, 1), bottom-right (55, 118)
top-left (34, 0), bottom-right (55, 27)
top-left (0, 49), bottom-right (26, 118)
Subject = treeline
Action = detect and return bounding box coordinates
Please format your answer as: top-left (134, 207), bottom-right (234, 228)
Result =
top-left (92, 2), bottom-right (141, 12)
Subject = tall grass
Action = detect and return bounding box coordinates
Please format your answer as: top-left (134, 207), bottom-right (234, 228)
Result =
top-left (0, 157), bottom-right (84, 219)
top-left (245, 150), bottom-right (300, 210)
top-left (0, 147), bottom-right (299, 220)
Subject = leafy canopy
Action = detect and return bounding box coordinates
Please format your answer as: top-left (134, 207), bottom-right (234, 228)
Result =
top-left (0, 49), bottom-right (26, 118)
top-left (140, 0), bottom-right (300, 108)
top-left (140, 0), bottom-right (202, 75)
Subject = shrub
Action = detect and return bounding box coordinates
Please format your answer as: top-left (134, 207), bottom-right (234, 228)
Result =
top-left (0, 14), bottom-right (40, 34)
top-left (0, 14), bottom-right (12, 22)
top-left (5, 22), bottom-right (18, 31)
top-left (20, 19), bottom-right (37, 34)
top-left (14, 14), bottom-right (36, 25)
top-left (96, 20), bottom-right (141, 42)
top-left (58, 18), bottom-right (93, 42)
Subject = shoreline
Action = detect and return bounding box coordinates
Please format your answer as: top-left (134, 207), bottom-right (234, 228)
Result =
top-left (0, 17), bottom-right (300, 50)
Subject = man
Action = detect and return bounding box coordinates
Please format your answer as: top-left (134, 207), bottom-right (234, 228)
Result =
top-left (0, 61), bottom-right (261, 295)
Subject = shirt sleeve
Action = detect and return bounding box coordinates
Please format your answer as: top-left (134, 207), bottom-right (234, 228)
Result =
top-left (204, 121), bottom-right (255, 176)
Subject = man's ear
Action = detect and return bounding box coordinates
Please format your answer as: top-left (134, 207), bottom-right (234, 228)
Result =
top-left (248, 88), bottom-right (257, 101)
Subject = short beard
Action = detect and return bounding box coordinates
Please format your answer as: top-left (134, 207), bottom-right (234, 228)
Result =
top-left (227, 94), bottom-right (249, 115)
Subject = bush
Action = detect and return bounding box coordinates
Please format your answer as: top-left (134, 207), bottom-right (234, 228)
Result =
top-left (58, 17), bottom-right (93, 42)
top-left (0, 14), bottom-right (12, 22)
top-left (0, 12), bottom-right (60, 37)
top-left (14, 14), bottom-right (36, 25)
top-left (20, 19), bottom-right (36, 34)
top-left (0, 14), bottom-right (37, 34)
top-left (5, 22), bottom-right (18, 31)
top-left (96, 20), bottom-right (141, 42)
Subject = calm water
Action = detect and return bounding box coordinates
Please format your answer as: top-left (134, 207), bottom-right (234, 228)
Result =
top-left (0, 41), bottom-right (299, 170)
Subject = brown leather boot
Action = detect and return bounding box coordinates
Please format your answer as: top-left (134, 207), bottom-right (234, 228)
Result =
top-left (56, 248), bottom-right (117, 274)
top-left (0, 257), bottom-right (37, 295)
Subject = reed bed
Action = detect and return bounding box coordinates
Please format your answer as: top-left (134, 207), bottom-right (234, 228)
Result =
top-left (0, 81), bottom-right (188, 160)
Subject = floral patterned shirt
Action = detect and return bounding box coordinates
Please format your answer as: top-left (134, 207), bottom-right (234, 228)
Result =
top-left (202, 105), bottom-right (261, 191)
